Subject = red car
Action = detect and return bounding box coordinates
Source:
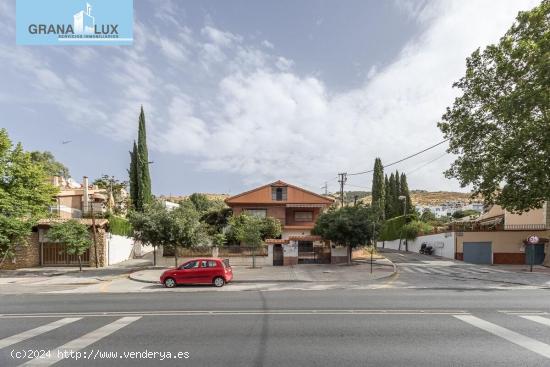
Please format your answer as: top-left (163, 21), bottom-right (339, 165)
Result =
top-left (160, 258), bottom-right (233, 288)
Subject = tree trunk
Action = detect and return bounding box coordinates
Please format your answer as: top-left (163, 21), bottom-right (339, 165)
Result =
top-left (347, 246), bottom-right (352, 265)
top-left (398, 238), bottom-right (402, 251)
top-left (174, 246), bottom-right (178, 269)
top-left (78, 255), bottom-right (82, 272)
top-left (153, 246), bottom-right (157, 266)
top-left (252, 247), bottom-right (256, 269)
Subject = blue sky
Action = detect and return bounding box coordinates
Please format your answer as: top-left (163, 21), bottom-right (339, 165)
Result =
top-left (0, 0), bottom-right (539, 196)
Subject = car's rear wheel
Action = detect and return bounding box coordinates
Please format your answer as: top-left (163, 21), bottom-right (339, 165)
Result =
top-left (213, 277), bottom-right (225, 287)
top-left (164, 277), bottom-right (176, 288)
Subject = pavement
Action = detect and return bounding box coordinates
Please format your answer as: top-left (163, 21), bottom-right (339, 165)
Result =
top-left (129, 258), bottom-right (396, 284)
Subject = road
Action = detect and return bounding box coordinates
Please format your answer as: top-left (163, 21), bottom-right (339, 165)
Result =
top-left (0, 252), bottom-right (549, 366)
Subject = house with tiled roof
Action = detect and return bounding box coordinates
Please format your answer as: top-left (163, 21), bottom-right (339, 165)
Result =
top-left (225, 180), bottom-right (348, 265)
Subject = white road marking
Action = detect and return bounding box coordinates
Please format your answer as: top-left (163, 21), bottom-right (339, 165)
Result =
top-left (20, 316), bottom-right (141, 366)
top-left (454, 315), bottom-right (550, 359)
top-left (426, 268), bottom-right (449, 275)
top-left (414, 267), bottom-right (431, 274)
top-left (520, 315), bottom-right (550, 327)
top-left (480, 267), bottom-right (509, 273)
top-left (0, 318), bottom-right (81, 349)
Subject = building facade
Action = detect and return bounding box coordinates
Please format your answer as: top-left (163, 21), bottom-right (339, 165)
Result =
top-left (225, 181), bottom-right (344, 265)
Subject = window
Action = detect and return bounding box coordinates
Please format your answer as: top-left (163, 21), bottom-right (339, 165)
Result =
top-left (182, 261), bottom-right (199, 269)
top-left (201, 260), bottom-right (219, 268)
top-left (272, 186), bottom-right (287, 201)
top-left (294, 211), bottom-right (313, 222)
top-left (244, 209), bottom-right (267, 218)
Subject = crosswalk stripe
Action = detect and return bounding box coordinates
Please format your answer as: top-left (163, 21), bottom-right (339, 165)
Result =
top-left (427, 268), bottom-right (449, 275)
top-left (520, 315), bottom-right (550, 327)
top-left (480, 267), bottom-right (509, 273)
top-left (0, 318), bottom-right (81, 350)
top-left (454, 315), bottom-right (550, 359)
top-left (414, 268), bottom-right (431, 274)
top-left (20, 316), bottom-right (141, 366)
top-left (400, 267), bottom-right (416, 273)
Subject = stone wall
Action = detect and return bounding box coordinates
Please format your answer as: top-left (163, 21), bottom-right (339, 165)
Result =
top-left (0, 232), bottom-right (40, 270)
top-left (89, 228), bottom-right (107, 267)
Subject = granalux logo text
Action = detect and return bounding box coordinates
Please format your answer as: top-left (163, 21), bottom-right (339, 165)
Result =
top-left (16, 0), bottom-right (133, 46)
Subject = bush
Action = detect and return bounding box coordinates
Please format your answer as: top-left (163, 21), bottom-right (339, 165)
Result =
top-left (379, 214), bottom-right (416, 241)
top-left (401, 221), bottom-right (433, 241)
top-left (108, 215), bottom-right (133, 237)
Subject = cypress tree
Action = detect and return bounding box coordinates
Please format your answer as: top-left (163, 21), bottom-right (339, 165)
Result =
top-left (128, 141), bottom-right (139, 209)
top-left (371, 158), bottom-right (385, 219)
top-left (137, 106), bottom-right (152, 207)
top-left (384, 174), bottom-right (392, 219)
top-left (388, 173), bottom-right (397, 218)
top-left (400, 173), bottom-right (413, 214)
top-left (393, 170), bottom-right (402, 217)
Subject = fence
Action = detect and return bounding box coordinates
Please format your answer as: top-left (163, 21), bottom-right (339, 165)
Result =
top-left (164, 246), bottom-right (268, 257)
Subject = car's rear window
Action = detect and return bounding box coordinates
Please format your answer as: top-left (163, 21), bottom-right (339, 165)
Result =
top-left (222, 259), bottom-right (231, 268)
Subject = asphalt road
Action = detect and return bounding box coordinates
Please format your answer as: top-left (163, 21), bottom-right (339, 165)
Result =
top-left (1, 288), bottom-right (550, 367)
top-left (1, 251), bottom-right (550, 367)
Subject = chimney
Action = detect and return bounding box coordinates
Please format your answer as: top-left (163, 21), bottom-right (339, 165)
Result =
top-left (83, 176), bottom-right (89, 214)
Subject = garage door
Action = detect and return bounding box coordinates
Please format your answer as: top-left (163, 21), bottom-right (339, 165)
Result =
top-left (525, 244), bottom-right (545, 265)
top-left (463, 242), bottom-right (492, 265)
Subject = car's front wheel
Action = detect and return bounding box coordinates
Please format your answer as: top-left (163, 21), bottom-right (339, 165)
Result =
top-left (213, 277), bottom-right (225, 287)
top-left (164, 277), bottom-right (176, 288)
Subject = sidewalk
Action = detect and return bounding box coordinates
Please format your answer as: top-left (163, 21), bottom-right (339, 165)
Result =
top-left (0, 258), bottom-right (152, 285)
top-left (130, 258), bottom-right (396, 284)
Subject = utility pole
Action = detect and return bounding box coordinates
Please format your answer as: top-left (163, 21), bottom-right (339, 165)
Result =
top-left (321, 182), bottom-right (328, 195)
top-left (338, 173), bottom-right (347, 207)
top-left (90, 202), bottom-right (99, 268)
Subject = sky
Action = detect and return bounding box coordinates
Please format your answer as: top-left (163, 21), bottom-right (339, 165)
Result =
top-left (0, 0), bottom-right (540, 196)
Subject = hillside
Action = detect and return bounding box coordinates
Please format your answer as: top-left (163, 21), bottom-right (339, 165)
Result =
top-left (351, 190), bottom-right (478, 206)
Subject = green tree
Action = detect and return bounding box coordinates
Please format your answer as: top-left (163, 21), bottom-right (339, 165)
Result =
top-left (129, 202), bottom-right (206, 268)
top-left (47, 220), bottom-right (92, 271)
top-left (438, 1), bottom-right (550, 213)
top-left (188, 193), bottom-right (215, 214)
top-left (371, 158), bottom-right (385, 220)
top-left (228, 214), bottom-right (265, 268)
top-left (128, 107), bottom-right (153, 211)
top-left (384, 174), bottom-right (392, 219)
top-left (30, 151), bottom-right (70, 179)
top-left (93, 175), bottom-right (129, 215)
top-left (420, 208), bottom-right (437, 222)
top-left (452, 209), bottom-right (480, 219)
top-left (137, 106), bottom-right (152, 207)
top-left (399, 173), bottom-right (413, 214)
top-left (128, 141), bottom-right (139, 210)
top-left (312, 206), bottom-right (374, 264)
top-left (0, 129), bottom-right (58, 266)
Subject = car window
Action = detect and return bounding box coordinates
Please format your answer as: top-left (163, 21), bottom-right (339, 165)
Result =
top-left (208, 260), bottom-right (218, 268)
top-left (200, 260), bottom-right (208, 268)
top-left (182, 261), bottom-right (199, 269)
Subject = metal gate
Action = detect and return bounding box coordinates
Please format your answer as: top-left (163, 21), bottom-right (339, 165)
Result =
top-left (42, 243), bottom-right (90, 266)
top-left (273, 245), bottom-right (283, 266)
top-left (298, 241), bottom-right (315, 264)
top-left (463, 242), bottom-right (492, 264)
top-left (525, 244), bottom-right (545, 265)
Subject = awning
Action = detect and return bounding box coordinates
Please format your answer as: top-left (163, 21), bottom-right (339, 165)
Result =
top-left (265, 239), bottom-right (289, 244)
top-left (288, 235), bottom-right (323, 241)
top-left (286, 204), bottom-right (326, 208)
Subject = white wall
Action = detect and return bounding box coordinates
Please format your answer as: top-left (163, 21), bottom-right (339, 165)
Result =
top-left (377, 232), bottom-right (456, 259)
top-left (107, 234), bottom-right (135, 265)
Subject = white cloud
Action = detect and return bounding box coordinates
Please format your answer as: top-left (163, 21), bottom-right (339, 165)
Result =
top-left (151, 0), bottom-right (537, 192)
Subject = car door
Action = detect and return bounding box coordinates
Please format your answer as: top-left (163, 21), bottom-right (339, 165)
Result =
top-left (196, 260), bottom-right (214, 284)
top-left (177, 260), bottom-right (200, 284)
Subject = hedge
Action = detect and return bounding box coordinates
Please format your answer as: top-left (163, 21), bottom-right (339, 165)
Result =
top-left (108, 215), bottom-right (133, 237)
top-left (379, 214), bottom-right (416, 241)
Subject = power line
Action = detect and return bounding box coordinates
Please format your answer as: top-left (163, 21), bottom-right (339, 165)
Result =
top-left (406, 152), bottom-right (449, 176)
top-left (347, 139), bottom-right (449, 176)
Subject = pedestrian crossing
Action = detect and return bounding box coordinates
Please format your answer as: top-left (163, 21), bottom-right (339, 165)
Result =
top-left (398, 264), bottom-right (511, 277)
top-left (0, 312), bottom-right (549, 365)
